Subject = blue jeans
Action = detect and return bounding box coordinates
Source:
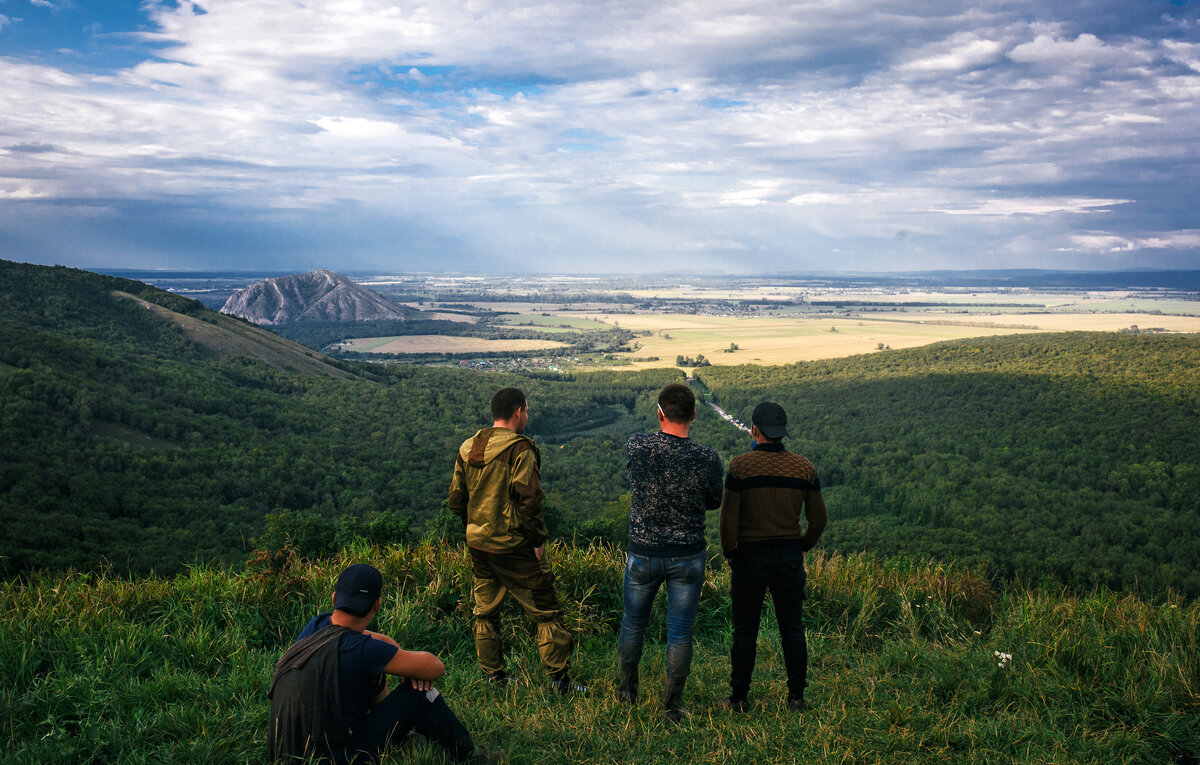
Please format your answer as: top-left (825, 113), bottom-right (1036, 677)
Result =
top-left (617, 550), bottom-right (706, 679)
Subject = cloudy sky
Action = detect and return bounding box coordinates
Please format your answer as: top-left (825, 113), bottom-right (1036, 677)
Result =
top-left (2, 0), bottom-right (1199, 273)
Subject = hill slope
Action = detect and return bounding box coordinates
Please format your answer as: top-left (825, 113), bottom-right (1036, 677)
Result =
top-left (2, 543), bottom-right (1196, 764)
top-left (0, 259), bottom-right (676, 574)
top-left (220, 269), bottom-right (414, 325)
top-left (113, 290), bottom-right (356, 379)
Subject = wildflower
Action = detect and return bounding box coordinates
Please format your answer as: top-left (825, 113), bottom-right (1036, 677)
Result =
top-left (994, 650), bottom-right (1012, 669)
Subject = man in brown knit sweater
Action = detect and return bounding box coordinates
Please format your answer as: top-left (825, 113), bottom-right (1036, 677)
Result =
top-left (718, 401), bottom-right (827, 712)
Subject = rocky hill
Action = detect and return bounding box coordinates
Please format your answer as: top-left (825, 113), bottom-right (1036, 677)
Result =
top-left (220, 269), bottom-right (413, 325)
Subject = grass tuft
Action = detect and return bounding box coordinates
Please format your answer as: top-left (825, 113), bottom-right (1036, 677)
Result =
top-left (3, 543), bottom-right (1197, 763)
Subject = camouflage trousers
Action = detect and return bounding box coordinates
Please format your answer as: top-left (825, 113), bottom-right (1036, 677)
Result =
top-left (468, 545), bottom-right (574, 679)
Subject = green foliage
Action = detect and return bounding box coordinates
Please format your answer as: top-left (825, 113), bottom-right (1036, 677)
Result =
top-left (1, 543), bottom-right (1196, 763)
top-left (0, 259), bottom-right (676, 575)
top-left (4, 259), bottom-right (1200, 603)
top-left (570, 493), bottom-right (631, 545)
top-left (696, 333), bottom-right (1200, 599)
top-left (258, 510), bottom-right (413, 558)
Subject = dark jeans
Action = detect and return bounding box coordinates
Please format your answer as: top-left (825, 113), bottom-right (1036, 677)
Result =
top-left (618, 549), bottom-right (706, 679)
top-left (333, 684), bottom-right (475, 764)
top-left (729, 540), bottom-right (807, 701)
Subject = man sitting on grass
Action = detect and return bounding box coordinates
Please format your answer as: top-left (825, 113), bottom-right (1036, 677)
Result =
top-left (268, 563), bottom-right (500, 764)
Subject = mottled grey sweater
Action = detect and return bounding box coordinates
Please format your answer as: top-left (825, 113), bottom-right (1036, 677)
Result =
top-left (626, 431), bottom-right (723, 556)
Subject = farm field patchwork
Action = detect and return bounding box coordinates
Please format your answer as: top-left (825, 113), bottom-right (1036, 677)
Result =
top-left (567, 310), bottom-right (1200, 368)
top-left (341, 335), bottom-right (570, 354)
top-left (491, 312), bottom-right (611, 330)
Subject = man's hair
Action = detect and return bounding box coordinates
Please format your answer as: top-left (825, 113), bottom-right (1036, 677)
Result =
top-left (491, 387), bottom-right (527, 421)
top-left (334, 604), bottom-right (370, 618)
top-left (658, 383), bottom-right (695, 423)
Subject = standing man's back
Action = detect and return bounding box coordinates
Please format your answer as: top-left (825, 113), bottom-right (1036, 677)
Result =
top-left (719, 401), bottom-right (827, 713)
top-left (618, 383), bottom-right (723, 720)
top-left (447, 387), bottom-right (580, 693)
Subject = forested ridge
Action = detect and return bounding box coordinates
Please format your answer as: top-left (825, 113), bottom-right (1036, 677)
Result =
top-left (0, 261), bottom-right (674, 573)
top-left (2, 260), bottom-right (1198, 600)
top-left (697, 334), bottom-right (1200, 599)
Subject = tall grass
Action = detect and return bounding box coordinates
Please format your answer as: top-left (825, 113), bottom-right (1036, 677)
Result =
top-left (2, 543), bottom-right (1196, 763)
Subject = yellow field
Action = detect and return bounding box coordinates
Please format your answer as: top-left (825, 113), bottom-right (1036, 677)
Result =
top-left (904, 312), bottom-right (1200, 332)
top-left (342, 336), bottom-right (568, 354)
top-left (573, 310), bottom-right (1200, 369)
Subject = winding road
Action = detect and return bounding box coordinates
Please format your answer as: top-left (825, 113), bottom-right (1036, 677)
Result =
top-left (706, 400), bottom-right (750, 434)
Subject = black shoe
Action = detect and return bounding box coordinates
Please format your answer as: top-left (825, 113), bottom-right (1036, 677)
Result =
top-left (617, 664), bottom-right (638, 705)
top-left (718, 696), bottom-right (749, 713)
top-left (485, 671), bottom-right (514, 687)
top-left (662, 675), bottom-right (688, 721)
top-left (787, 695), bottom-right (808, 712)
top-left (549, 675), bottom-right (588, 695)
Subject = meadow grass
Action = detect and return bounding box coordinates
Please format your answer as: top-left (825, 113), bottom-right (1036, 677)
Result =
top-left (2, 543), bottom-right (1196, 764)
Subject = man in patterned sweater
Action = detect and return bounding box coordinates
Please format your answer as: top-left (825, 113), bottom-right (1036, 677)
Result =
top-left (619, 383), bottom-right (723, 720)
top-left (719, 401), bottom-right (827, 713)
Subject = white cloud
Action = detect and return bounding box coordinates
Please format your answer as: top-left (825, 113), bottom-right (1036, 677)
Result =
top-left (2, 1), bottom-right (1199, 270)
top-left (933, 197), bottom-right (1132, 217)
top-left (1008, 33), bottom-right (1146, 68)
top-left (1062, 231), bottom-right (1200, 253)
top-left (787, 192), bottom-right (855, 206)
top-left (1101, 113), bottom-right (1162, 126)
top-left (680, 238), bottom-right (749, 251)
top-left (0, 184), bottom-right (49, 199)
top-left (1163, 40), bottom-right (1200, 73)
top-left (899, 35), bottom-right (1006, 73)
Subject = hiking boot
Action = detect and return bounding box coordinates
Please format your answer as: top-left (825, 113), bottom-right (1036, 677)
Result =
top-left (787, 695), bottom-right (808, 712)
top-left (549, 675), bottom-right (588, 695)
top-left (662, 675), bottom-right (689, 722)
top-left (484, 671), bottom-right (514, 687)
top-left (617, 662), bottom-right (639, 705)
top-left (718, 696), bottom-right (749, 713)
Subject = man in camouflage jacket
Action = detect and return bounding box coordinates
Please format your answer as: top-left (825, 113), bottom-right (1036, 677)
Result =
top-left (448, 387), bottom-right (580, 693)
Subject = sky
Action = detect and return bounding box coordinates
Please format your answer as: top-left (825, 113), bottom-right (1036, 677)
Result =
top-left (1, 0), bottom-right (1199, 274)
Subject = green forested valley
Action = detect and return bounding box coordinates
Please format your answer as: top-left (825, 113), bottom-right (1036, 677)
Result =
top-left (695, 334), bottom-right (1200, 598)
top-left (2, 259), bottom-right (1198, 601)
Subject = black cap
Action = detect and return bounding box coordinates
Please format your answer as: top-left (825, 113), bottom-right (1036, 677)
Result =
top-left (752, 402), bottom-right (788, 439)
top-left (334, 563), bottom-right (382, 614)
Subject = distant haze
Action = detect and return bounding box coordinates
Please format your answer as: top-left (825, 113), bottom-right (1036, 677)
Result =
top-left (2, 1), bottom-right (1199, 273)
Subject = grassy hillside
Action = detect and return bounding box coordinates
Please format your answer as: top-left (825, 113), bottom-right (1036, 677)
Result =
top-left (2, 542), bottom-right (1196, 763)
top-left (112, 290), bottom-right (357, 380)
top-left (0, 259), bottom-right (678, 574)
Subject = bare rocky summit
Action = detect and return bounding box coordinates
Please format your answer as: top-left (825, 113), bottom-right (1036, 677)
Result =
top-left (220, 270), bottom-right (412, 325)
